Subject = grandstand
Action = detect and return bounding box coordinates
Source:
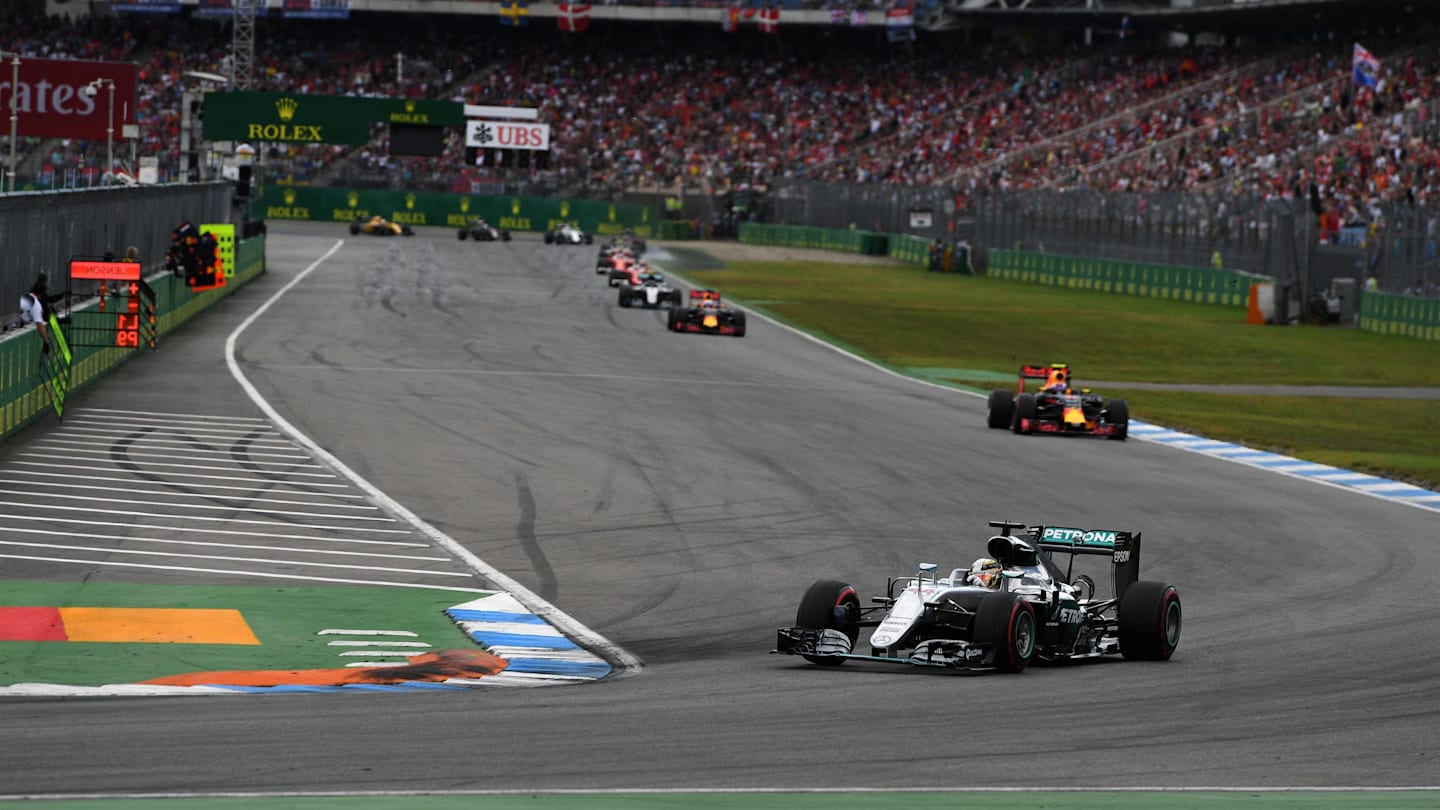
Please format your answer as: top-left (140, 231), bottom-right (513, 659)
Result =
top-left (4, 0), bottom-right (1438, 298)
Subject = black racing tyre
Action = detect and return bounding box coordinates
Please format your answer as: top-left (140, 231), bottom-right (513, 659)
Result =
top-left (1119, 581), bottom-right (1181, 661)
top-left (667, 308), bottom-right (682, 331)
top-left (458, 228), bottom-right (468, 240)
top-left (501, 230), bottom-right (512, 242)
top-left (544, 232), bottom-right (554, 244)
top-left (1107, 399), bottom-right (1130, 441)
top-left (634, 239), bottom-right (647, 254)
top-left (348, 223), bottom-right (361, 235)
top-left (732, 310), bottom-right (747, 337)
top-left (1012, 393), bottom-right (1037, 434)
top-left (973, 591), bottom-right (1036, 673)
top-left (987, 389), bottom-right (1015, 429)
top-left (795, 580), bottom-right (861, 666)
top-left (618, 288), bottom-right (632, 308)
top-left (402, 226), bottom-right (415, 236)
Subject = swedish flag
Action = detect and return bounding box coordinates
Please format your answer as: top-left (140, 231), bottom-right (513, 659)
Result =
top-left (500, 0), bottom-right (529, 26)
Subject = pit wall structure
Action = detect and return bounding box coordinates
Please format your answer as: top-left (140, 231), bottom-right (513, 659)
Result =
top-left (253, 185), bottom-right (657, 239)
top-left (0, 236), bottom-right (266, 442)
top-left (736, 223), bottom-right (1437, 341)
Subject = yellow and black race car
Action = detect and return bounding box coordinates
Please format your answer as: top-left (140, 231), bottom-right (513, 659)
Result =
top-left (667, 289), bottom-right (746, 337)
top-left (986, 364), bottom-right (1128, 440)
top-left (349, 215), bottom-right (415, 237)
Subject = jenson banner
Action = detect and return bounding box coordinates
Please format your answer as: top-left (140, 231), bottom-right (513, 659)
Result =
top-left (202, 92), bottom-right (465, 144)
top-left (1, 58), bottom-right (137, 140)
top-left (465, 120), bottom-right (551, 151)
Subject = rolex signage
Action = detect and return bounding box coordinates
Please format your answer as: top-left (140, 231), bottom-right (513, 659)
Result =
top-left (203, 92), bottom-right (464, 144)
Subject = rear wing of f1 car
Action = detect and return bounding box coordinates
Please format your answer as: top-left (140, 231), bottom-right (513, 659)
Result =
top-left (984, 520), bottom-right (1142, 601)
top-left (1017, 364), bottom-right (1070, 394)
top-left (690, 289), bottom-right (723, 303)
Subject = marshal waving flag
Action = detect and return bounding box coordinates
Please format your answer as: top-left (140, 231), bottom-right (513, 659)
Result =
top-left (558, 2), bottom-right (590, 32)
top-left (1352, 42), bottom-right (1380, 89)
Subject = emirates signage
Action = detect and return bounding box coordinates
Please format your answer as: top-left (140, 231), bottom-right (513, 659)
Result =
top-left (1, 58), bottom-right (137, 140)
top-left (465, 120), bottom-right (551, 151)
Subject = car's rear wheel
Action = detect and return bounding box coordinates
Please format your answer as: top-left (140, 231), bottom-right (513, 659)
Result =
top-left (1012, 393), bottom-right (1037, 434)
top-left (795, 580), bottom-right (860, 666)
top-left (987, 389), bottom-right (1015, 429)
top-left (544, 232), bottom-right (554, 244)
top-left (458, 229), bottom-right (468, 240)
top-left (1107, 399), bottom-right (1129, 440)
top-left (1119, 581), bottom-right (1181, 660)
top-left (973, 592), bottom-right (1036, 673)
top-left (348, 223), bottom-right (361, 235)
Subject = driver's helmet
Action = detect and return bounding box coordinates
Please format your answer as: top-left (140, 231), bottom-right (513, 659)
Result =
top-left (1044, 381), bottom-right (1067, 394)
top-left (702, 298), bottom-right (719, 310)
top-left (967, 557), bottom-right (1003, 590)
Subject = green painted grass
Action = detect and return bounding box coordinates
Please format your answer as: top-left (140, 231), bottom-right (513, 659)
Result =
top-left (679, 259), bottom-right (1440, 490)
top-left (0, 582), bottom-right (484, 686)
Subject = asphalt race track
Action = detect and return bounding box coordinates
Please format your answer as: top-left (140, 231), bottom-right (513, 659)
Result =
top-left (1, 221), bottom-right (1437, 796)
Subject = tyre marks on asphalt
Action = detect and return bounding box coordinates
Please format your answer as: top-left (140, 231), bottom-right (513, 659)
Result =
top-left (0, 406), bottom-right (480, 590)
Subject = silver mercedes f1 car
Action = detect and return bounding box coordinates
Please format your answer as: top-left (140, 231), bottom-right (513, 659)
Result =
top-left (773, 520), bottom-right (1180, 673)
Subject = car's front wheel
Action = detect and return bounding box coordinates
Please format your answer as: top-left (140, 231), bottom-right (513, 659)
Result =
top-left (987, 389), bottom-right (1015, 429)
top-left (973, 592), bottom-right (1036, 673)
top-left (1107, 399), bottom-right (1129, 440)
top-left (795, 580), bottom-right (860, 666)
top-left (1012, 393), bottom-right (1037, 434)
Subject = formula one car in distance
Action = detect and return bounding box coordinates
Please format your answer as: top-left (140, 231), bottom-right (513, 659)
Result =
top-left (773, 519), bottom-right (1180, 673)
top-left (544, 221), bottom-right (593, 245)
top-left (618, 270), bottom-right (681, 309)
top-left (608, 255), bottom-right (650, 287)
top-left (350, 215), bottom-right (414, 237)
top-left (668, 289), bottom-right (746, 337)
top-left (457, 218), bottom-right (511, 242)
top-left (598, 245), bottom-right (638, 277)
top-left (986, 364), bottom-right (1129, 440)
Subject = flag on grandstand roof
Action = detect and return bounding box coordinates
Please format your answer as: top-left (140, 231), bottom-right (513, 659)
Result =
top-left (759, 7), bottom-right (779, 34)
top-left (558, 2), bottom-right (590, 32)
top-left (500, 0), bottom-right (529, 26)
top-left (830, 9), bottom-right (847, 25)
top-left (1352, 42), bottom-right (1380, 89)
top-left (886, 4), bottom-right (915, 42)
top-left (723, 6), bottom-right (739, 32)
top-left (851, 10), bottom-right (868, 26)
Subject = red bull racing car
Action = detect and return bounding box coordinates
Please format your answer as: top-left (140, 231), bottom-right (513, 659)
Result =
top-left (986, 364), bottom-right (1128, 440)
top-left (668, 290), bottom-right (746, 337)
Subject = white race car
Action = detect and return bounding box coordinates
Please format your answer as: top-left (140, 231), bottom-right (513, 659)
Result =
top-left (618, 271), bottom-right (681, 309)
top-left (544, 222), bottom-right (593, 245)
top-left (773, 519), bottom-right (1181, 673)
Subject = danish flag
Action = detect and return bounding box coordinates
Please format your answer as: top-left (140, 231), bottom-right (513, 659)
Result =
top-left (758, 6), bottom-right (779, 33)
top-left (558, 2), bottom-right (590, 33)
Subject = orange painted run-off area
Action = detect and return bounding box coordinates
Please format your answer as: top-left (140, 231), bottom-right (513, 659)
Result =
top-left (0, 606), bottom-right (260, 645)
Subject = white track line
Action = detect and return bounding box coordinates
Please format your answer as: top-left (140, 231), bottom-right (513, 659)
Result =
top-left (0, 539), bottom-right (468, 576)
top-left (0, 554), bottom-right (489, 592)
top-left (225, 239), bottom-right (642, 678)
top-left (0, 514), bottom-right (424, 545)
top-left (7, 460), bottom-right (352, 487)
top-left (76, 407), bottom-right (271, 423)
top-left (2, 527), bottom-right (448, 561)
top-left (0, 477), bottom-right (373, 506)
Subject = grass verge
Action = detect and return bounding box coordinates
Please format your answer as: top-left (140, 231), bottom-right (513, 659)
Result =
top-left (678, 257), bottom-right (1440, 490)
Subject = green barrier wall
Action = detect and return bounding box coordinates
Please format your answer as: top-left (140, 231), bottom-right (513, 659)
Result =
top-left (986, 249), bottom-right (1265, 308)
top-left (887, 234), bottom-right (932, 265)
top-left (657, 220), bottom-right (695, 240)
top-left (739, 222), bottom-right (889, 255)
top-left (255, 186), bottom-right (656, 238)
top-left (1, 235), bottom-right (267, 441)
top-left (1360, 290), bottom-right (1440, 341)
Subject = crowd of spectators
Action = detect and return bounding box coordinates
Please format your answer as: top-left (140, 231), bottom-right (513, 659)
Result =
top-left (4, 9), bottom-right (1440, 295)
